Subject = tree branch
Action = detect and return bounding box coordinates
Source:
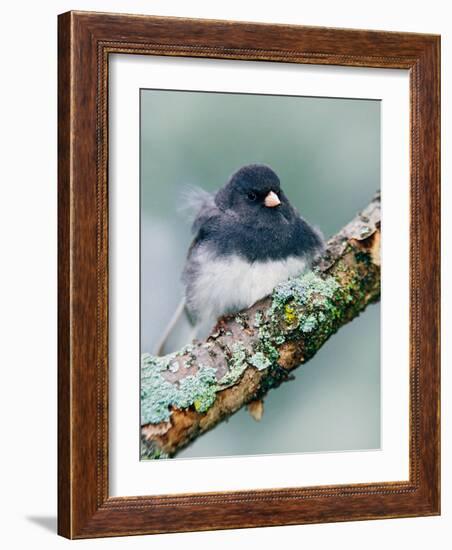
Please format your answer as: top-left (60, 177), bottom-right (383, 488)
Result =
top-left (141, 192), bottom-right (381, 459)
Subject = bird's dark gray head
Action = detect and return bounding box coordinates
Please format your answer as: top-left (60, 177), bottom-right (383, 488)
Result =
top-left (215, 164), bottom-right (293, 225)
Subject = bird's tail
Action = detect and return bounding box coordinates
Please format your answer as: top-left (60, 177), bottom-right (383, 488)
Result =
top-left (154, 298), bottom-right (197, 356)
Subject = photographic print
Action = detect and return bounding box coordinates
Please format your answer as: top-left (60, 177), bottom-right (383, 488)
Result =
top-left (140, 89), bottom-right (381, 460)
top-left (58, 12), bottom-right (440, 537)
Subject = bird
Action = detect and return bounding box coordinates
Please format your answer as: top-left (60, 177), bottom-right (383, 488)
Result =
top-left (155, 164), bottom-right (325, 356)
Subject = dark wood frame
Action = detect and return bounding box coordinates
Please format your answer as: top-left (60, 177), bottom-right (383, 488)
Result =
top-left (58, 10), bottom-right (440, 539)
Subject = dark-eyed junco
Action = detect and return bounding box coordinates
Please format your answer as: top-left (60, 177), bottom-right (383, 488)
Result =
top-left (156, 164), bottom-right (325, 355)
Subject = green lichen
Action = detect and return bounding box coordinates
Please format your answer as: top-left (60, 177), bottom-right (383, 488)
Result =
top-left (261, 270), bottom-right (341, 351)
top-left (142, 337), bottom-right (277, 424)
top-left (271, 271), bottom-right (340, 313)
top-left (176, 368), bottom-right (217, 411)
top-left (256, 322), bottom-right (280, 364)
top-left (141, 353), bottom-right (217, 424)
top-left (218, 342), bottom-right (248, 387)
top-left (300, 314), bottom-right (318, 333)
top-left (253, 311), bottom-right (263, 328)
top-left (254, 268), bottom-right (369, 363)
top-left (193, 392), bottom-right (216, 413)
top-left (249, 351), bottom-right (272, 371)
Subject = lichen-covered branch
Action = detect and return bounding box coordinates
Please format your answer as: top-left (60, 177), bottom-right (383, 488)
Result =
top-left (141, 192), bottom-right (381, 459)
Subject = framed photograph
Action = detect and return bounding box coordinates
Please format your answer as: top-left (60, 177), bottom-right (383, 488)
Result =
top-left (58, 11), bottom-right (440, 538)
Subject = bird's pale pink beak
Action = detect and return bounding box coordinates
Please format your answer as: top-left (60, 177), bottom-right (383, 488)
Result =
top-left (264, 191), bottom-right (281, 208)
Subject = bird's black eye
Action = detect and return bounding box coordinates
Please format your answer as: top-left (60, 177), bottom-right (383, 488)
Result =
top-left (247, 191), bottom-right (257, 201)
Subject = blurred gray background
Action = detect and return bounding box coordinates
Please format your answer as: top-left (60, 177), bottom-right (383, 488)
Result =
top-left (140, 89), bottom-right (380, 459)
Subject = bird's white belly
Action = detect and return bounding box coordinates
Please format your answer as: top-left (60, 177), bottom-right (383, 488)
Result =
top-left (191, 251), bottom-right (308, 324)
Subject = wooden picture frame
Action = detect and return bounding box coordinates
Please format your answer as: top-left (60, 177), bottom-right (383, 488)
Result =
top-left (58, 10), bottom-right (440, 538)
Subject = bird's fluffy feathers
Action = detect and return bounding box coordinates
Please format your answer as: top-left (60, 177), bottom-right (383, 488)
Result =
top-left (180, 185), bottom-right (217, 234)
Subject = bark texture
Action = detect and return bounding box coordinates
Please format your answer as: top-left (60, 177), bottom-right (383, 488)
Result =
top-left (141, 192), bottom-right (381, 459)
